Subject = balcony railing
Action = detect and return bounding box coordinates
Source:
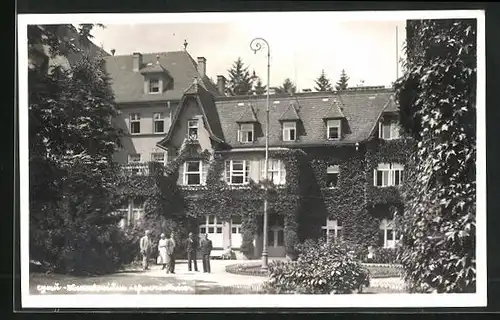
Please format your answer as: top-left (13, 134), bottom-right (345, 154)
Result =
top-left (121, 162), bottom-right (165, 176)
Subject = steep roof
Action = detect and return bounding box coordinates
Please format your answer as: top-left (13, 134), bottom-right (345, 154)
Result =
top-left (323, 99), bottom-right (346, 119)
top-left (214, 89), bottom-right (393, 148)
top-left (157, 82), bottom-right (225, 148)
top-left (237, 104), bottom-right (258, 123)
top-left (279, 103), bottom-right (301, 121)
top-left (104, 50), bottom-right (220, 103)
top-left (382, 94), bottom-right (399, 113)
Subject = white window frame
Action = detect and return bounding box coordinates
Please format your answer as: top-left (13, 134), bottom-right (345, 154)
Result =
top-left (130, 113), bottom-right (141, 134)
top-left (153, 112), bottom-right (165, 134)
top-left (321, 219), bottom-right (343, 244)
top-left (128, 154), bottom-right (141, 163)
top-left (225, 160), bottom-right (250, 185)
top-left (374, 163), bottom-right (404, 187)
top-left (199, 215), bottom-right (223, 235)
top-left (183, 160), bottom-right (205, 186)
top-left (151, 152), bottom-right (167, 166)
top-left (379, 219), bottom-right (397, 248)
top-left (238, 123), bottom-right (254, 143)
top-left (260, 159), bottom-right (286, 185)
top-left (379, 119), bottom-right (401, 140)
top-left (326, 164), bottom-right (340, 189)
top-left (187, 118), bottom-right (199, 140)
top-left (131, 198), bottom-right (145, 225)
top-left (268, 226), bottom-right (285, 248)
top-left (148, 77), bottom-right (160, 94)
top-left (327, 119), bottom-right (341, 140)
top-left (282, 121), bottom-right (297, 141)
top-left (231, 216), bottom-right (242, 234)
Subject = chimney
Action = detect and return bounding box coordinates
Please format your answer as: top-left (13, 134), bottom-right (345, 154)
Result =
top-left (197, 57), bottom-right (206, 78)
top-left (217, 75), bottom-right (226, 96)
top-left (133, 52), bottom-right (142, 72)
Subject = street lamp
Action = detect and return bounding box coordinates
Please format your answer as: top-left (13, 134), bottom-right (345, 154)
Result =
top-left (250, 37), bottom-right (270, 271)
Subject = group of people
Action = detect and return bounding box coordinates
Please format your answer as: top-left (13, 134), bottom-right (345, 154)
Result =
top-left (139, 230), bottom-right (213, 274)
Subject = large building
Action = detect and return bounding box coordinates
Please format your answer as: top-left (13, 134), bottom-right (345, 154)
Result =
top-left (106, 49), bottom-right (410, 259)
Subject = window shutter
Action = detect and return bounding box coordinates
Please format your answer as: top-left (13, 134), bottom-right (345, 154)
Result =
top-left (373, 169), bottom-right (377, 186)
top-left (201, 161), bottom-right (208, 185)
top-left (225, 161), bottom-right (231, 183)
top-left (390, 121), bottom-right (400, 139)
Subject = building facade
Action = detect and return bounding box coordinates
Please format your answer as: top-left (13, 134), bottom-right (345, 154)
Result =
top-left (107, 49), bottom-right (411, 259)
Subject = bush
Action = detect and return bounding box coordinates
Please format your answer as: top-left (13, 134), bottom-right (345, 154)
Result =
top-left (264, 239), bottom-right (370, 294)
top-left (367, 247), bottom-right (401, 264)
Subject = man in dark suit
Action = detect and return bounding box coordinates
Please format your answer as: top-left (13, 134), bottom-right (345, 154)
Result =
top-left (200, 233), bottom-right (213, 273)
top-left (186, 232), bottom-right (198, 272)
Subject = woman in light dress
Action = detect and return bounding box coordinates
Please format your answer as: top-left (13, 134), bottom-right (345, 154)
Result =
top-left (158, 233), bottom-right (168, 270)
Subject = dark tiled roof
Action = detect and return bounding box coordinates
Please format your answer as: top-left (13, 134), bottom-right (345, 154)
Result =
top-left (139, 63), bottom-right (170, 75)
top-left (237, 104), bottom-right (258, 123)
top-left (382, 95), bottom-right (399, 113)
top-left (104, 51), bottom-right (220, 103)
top-left (279, 103), bottom-right (301, 121)
top-left (323, 99), bottom-right (346, 119)
top-left (215, 90), bottom-right (393, 148)
top-left (157, 84), bottom-right (225, 148)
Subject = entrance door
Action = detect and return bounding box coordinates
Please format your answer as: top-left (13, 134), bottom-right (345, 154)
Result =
top-left (199, 215), bottom-right (224, 249)
top-left (267, 226), bottom-right (285, 257)
top-left (230, 216), bottom-right (243, 250)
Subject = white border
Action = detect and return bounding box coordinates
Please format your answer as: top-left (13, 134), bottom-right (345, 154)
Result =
top-left (18, 10), bottom-right (487, 309)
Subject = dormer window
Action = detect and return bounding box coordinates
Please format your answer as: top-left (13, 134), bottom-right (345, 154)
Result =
top-left (148, 77), bottom-right (160, 94)
top-left (282, 122), bottom-right (296, 141)
top-left (379, 119), bottom-right (400, 140)
top-left (238, 123), bottom-right (254, 143)
top-left (327, 119), bottom-right (341, 140)
top-left (187, 119), bottom-right (199, 140)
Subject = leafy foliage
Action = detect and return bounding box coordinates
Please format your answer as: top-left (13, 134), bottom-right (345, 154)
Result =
top-left (335, 69), bottom-right (350, 91)
top-left (394, 19), bottom-right (477, 293)
top-left (264, 239), bottom-right (370, 294)
top-left (226, 57), bottom-right (255, 96)
top-left (314, 69), bottom-right (333, 92)
top-left (276, 78), bottom-right (297, 94)
top-left (29, 25), bottom-right (130, 275)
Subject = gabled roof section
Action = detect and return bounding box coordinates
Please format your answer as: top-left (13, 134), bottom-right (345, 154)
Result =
top-left (382, 94), bottom-right (399, 113)
top-left (236, 104), bottom-right (258, 123)
top-left (139, 62), bottom-right (170, 75)
top-left (323, 99), bottom-right (345, 119)
top-left (104, 50), bottom-right (222, 103)
top-left (156, 83), bottom-right (225, 149)
top-left (279, 103), bottom-right (301, 121)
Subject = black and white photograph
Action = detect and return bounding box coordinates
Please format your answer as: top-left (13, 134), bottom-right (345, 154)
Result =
top-left (18, 10), bottom-right (486, 309)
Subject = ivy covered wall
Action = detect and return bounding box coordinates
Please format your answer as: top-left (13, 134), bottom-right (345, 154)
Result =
top-left (116, 135), bottom-right (415, 258)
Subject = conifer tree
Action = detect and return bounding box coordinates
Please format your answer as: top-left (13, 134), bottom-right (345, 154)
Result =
top-left (314, 69), bottom-right (333, 91)
top-left (227, 57), bottom-right (254, 96)
top-left (253, 77), bottom-right (267, 95)
top-left (276, 78), bottom-right (297, 94)
top-left (335, 69), bottom-right (350, 91)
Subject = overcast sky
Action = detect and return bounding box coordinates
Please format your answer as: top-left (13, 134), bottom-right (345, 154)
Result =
top-left (91, 19), bottom-right (407, 90)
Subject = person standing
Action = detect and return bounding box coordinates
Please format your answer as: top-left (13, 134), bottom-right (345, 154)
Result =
top-left (157, 233), bottom-right (168, 270)
top-left (200, 233), bottom-right (212, 273)
top-left (166, 232), bottom-right (176, 274)
top-left (186, 232), bottom-right (198, 272)
top-left (139, 230), bottom-right (152, 271)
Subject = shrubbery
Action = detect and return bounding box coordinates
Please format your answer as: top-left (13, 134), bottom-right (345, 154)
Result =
top-left (367, 247), bottom-right (401, 264)
top-left (264, 239), bottom-right (370, 294)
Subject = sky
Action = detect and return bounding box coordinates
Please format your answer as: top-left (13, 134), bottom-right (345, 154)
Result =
top-left (90, 18), bottom-right (407, 91)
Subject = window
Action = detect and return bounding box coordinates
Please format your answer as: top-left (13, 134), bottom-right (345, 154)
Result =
top-left (128, 154), bottom-right (141, 163)
top-left (269, 227), bottom-right (285, 247)
top-left (282, 122), bottom-right (296, 141)
top-left (321, 219), bottom-right (343, 243)
top-left (153, 112), bottom-right (164, 133)
top-left (183, 161), bottom-right (206, 185)
top-left (148, 78), bottom-right (160, 93)
top-left (326, 164), bottom-right (340, 188)
top-left (231, 216), bottom-right (242, 234)
top-left (238, 123), bottom-right (254, 143)
top-left (327, 119), bottom-right (341, 140)
top-left (379, 219), bottom-right (397, 248)
top-left (130, 113), bottom-right (141, 134)
top-left (225, 160), bottom-right (250, 185)
top-left (187, 119), bottom-right (199, 140)
top-left (131, 199), bottom-right (144, 225)
top-left (260, 159), bottom-right (286, 185)
top-left (379, 120), bottom-right (400, 140)
top-left (200, 215), bottom-right (223, 235)
top-left (151, 152), bottom-right (166, 165)
top-left (374, 163), bottom-right (404, 187)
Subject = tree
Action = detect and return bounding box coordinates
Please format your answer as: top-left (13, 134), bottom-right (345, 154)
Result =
top-left (29, 25), bottom-right (129, 274)
top-left (276, 78), bottom-right (297, 94)
top-left (335, 69), bottom-right (350, 91)
top-left (253, 77), bottom-right (267, 95)
top-left (394, 19), bottom-right (476, 293)
top-left (227, 57), bottom-right (254, 96)
top-left (314, 69), bottom-right (333, 92)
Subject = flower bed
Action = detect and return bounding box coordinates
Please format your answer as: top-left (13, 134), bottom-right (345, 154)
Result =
top-left (225, 262), bottom-right (269, 277)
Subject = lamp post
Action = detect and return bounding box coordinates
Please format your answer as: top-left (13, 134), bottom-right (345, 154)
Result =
top-left (250, 37), bottom-right (270, 271)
